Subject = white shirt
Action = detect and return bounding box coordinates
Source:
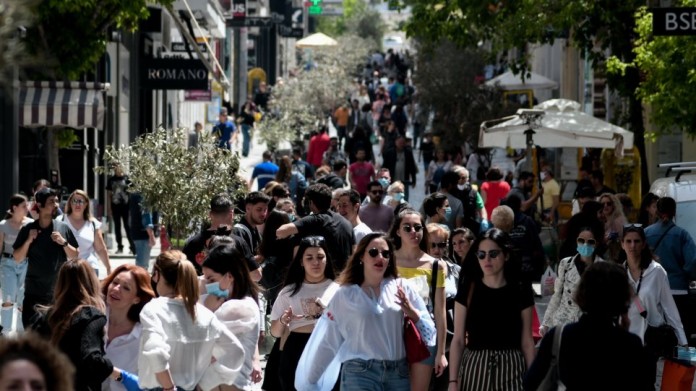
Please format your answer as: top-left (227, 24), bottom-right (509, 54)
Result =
top-left (103, 323), bottom-right (142, 391)
top-left (627, 261), bottom-right (688, 345)
top-left (353, 222), bottom-right (372, 243)
top-left (138, 298), bottom-right (245, 391)
top-left (295, 278), bottom-right (435, 391)
top-left (63, 216), bottom-right (101, 269)
top-left (271, 280), bottom-right (339, 332)
top-left (214, 296), bottom-right (260, 391)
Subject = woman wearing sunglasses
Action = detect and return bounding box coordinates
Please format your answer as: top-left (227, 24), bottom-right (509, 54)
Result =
top-left (448, 228), bottom-right (535, 391)
top-left (389, 208), bottom-right (448, 390)
top-left (295, 232), bottom-right (435, 390)
top-left (599, 193), bottom-right (627, 260)
top-left (270, 236), bottom-right (339, 391)
top-left (62, 190), bottom-right (111, 276)
top-left (540, 224), bottom-right (605, 336)
top-left (622, 224), bottom-right (687, 384)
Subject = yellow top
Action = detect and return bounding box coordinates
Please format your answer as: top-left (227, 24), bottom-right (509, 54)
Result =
top-left (397, 265), bottom-right (446, 289)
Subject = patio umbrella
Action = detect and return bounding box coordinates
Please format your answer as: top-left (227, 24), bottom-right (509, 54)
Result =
top-left (295, 32), bottom-right (338, 48)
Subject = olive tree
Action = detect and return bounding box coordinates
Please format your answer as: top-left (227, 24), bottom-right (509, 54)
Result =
top-left (95, 128), bottom-right (244, 244)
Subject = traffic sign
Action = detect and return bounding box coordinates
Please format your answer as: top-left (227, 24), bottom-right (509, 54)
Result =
top-left (226, 16), bottom-right (275, 28)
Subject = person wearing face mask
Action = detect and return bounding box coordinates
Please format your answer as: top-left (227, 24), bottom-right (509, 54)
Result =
top-left (384, 180), bottom-right (406, 208)
top-left (422, 192), bottom-right (452, 231)
top-left (202, 244), bottom-right (262, 390)
top-left (437, 171), bottom-right (465, 231)
top-left (539, 225), bottom-right (606, 336)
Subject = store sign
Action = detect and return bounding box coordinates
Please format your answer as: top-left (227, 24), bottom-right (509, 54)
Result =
top-left (232, 0), bottom-right (247, 19)
top-left (171, 42), bottom-right (207, 52)
top-left (184, 89), bottom-right (212, 102)
top-left (652, 8), bottom-right (696, 35)
top-left (141, 58), bottom-right (208, 90)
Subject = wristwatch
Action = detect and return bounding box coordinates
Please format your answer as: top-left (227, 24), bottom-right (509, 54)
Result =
top-left (62, 241), bottom-right (69, 247)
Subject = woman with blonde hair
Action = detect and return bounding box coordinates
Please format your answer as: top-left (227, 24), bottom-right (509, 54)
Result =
top-left (62, 190), bottom-right (111, 276)
top-left (35, 259), bottom-right (133, 391)
top-left (139, 250), bottom-right (245, 391)
top-left (598, 193), bottom-right (627, 260)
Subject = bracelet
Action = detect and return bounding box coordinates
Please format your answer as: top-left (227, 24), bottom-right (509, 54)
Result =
top-left (280, 319), bottom-right (288, 327)
top-left (163, 387), bottom-right (176, 391)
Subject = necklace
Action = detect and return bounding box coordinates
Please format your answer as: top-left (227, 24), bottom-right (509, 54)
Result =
top-left (304, 278), bottom-right (327, 284)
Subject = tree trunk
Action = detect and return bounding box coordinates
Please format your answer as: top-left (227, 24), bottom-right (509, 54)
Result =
top-left (45, 127), bottom-right (61, 185)
top-left (625, 69), bottom-right (650, 195)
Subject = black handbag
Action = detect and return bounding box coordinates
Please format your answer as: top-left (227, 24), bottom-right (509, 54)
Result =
top-left (644, 324), bottom-right (678, 358)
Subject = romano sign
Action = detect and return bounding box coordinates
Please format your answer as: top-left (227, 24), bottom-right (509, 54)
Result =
top-left (652, 7), bottom-right (696, 36)
top-left (141, 58), bottom-right (208, 90)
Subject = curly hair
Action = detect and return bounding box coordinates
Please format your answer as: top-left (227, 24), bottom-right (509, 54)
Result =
top-left (0, 333), bottom-right (75, 391)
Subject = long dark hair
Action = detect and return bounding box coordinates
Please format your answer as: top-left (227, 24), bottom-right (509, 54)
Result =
top-left (637, 193), bottom-right (659, 226)
top-left (338, 233), bottom-right (398, 286)
top-left (450, 227), bottom-right (475, 265)
top-left (259, 210), bottom-right (291, 258)
top-left (388, 208), bottom-right (429, 252)
top-left (4, 194), bottom-right (28, 220)
top-left (203, 244), bottom-right (260, 302)
top-left (283, 236), bottom-right (335, 297)
top-left (462, 228), bottom-right (518, 283)
top-left (574, 262), bottom-right (631, 320)
top-left (619, 225), bottom-right (652, 269)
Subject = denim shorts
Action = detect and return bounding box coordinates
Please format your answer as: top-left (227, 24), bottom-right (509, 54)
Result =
top-left (340, 358), bottom-right (410, 391)
top-left (0, 257), bottom-right (28, 303)
top-left (419, 343), bottom-right (438, 366)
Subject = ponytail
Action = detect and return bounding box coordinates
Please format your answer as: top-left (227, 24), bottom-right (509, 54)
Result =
top-left (176, 260), bottom-right (199, 321)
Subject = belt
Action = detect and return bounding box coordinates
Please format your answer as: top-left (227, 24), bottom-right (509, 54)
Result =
top-left (2, 252), bottom-right (12, 258)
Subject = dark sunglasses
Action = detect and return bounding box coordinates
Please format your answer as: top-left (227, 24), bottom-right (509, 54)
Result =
top-left (431, 242), bottom-right (448, 249)
top-left (576, 238), bottom-right (597, 246)
top-left (371, 189), bottom-right (384, 195)
top-left (301, 236), bottom-right (326, 246)
top-left (623, 223), bottom-right (643, 229)
top-left (368, 248), bottom-right (391, 258)
top-left (602, 202), bottom-right (613, 207)
top-left (401, 224), bottom-right (423, 233)
top-left (476, 249), bottom-right (502, 260)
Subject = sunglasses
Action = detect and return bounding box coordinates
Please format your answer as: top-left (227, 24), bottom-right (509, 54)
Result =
top-left (476, 249), bottom-right (502, 260)
top-left (576, 238), bottom-right (597, 246)
top-left (401, 224), bottom-right (423, 233)
top-left (602, 202), bottom-right (613, 207)
top-left (301, 236), bottom-right (326, 246)
top-left (431, 242), bottom-right (447, 249)
top-left (623, 223), bottom-right (643, 229)
top-left (71, 199), bottom-right (86, 205)
top-left (371, 190), bottom-right (384, 195)
top-left (368, 248), bottom-right (391, 258)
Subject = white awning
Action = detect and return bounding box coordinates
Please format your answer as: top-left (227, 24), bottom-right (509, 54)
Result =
top-left (19, 81), bottom-right (110, 129)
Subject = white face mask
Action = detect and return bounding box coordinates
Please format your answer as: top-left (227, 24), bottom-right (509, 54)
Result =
top-left (457, 184), bottom-right (466, 191)
top-left (540, 172), bottom-right (548, 181)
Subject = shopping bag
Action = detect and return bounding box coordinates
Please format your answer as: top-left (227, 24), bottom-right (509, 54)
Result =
top-left (532, 305), bottom-right (542, 343)
top-left (541, 266), bottom-right (557, 297)
top-left (661, 359), bottom-right (696, 391)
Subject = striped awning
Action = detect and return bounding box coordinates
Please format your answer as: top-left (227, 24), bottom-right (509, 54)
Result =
top-left (19, 81), bottom-right (110, 129)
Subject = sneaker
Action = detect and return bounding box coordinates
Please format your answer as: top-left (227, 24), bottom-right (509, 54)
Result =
top-left (116, 247), bottom-right (123, 254)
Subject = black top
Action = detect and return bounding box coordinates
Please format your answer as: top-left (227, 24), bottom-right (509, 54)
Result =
top-left (14, 219), bottom-right (78, 297)
top-left (455, 279), bottom-right (534, 350)
top-left (107, 174), bottom-right (130, 205)
top-left (238, 110), bottom-right (255, 126)
top-left (317, 173), bottom-right (346, 190)
top-left (294, 211), bottom-right (355, 271)
top-left (292, 159), bottom-right (315, 181)
top-left (35, 306), bottom-right (113, 391)
top-left (509, 212), bottom-right (544, 281)
top-left (235, 217), bottom-right (261, 254)
top-left (382, 147), bottom-right (418, 184)
top-left (524, 314), bottom-right (653, 391)
top-left (182, 229), bottom-right (259, 275)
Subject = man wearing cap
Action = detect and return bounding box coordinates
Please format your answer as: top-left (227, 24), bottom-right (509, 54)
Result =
top-left (212, 107), bottom-right (237, 150)
top-left (13, 188), bottom-right (79, 328)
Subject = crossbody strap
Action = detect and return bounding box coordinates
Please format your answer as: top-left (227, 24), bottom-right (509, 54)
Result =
top-left (430, 260), bottom-right (439, 310)
top-left (653, 223), bottom-right (676, 253)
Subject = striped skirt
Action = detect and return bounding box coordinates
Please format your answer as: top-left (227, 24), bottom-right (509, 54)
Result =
top-left (458, 348), bottom-right (525, 391)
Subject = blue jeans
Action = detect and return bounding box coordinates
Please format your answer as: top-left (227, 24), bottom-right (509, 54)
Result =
top-left (0, 257), bottom-right (27, 304)
top-left (134, 240), bottom-right (152, 269)
top-left (340, 358), bottom-right (410, 391)
top-left (241, 124), bottom-right (251, 157)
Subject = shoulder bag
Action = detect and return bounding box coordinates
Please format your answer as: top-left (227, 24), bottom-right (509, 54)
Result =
top-left (536, 325), bottom-right (567, 391)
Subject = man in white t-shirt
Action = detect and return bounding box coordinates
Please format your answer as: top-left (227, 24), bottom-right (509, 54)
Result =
top-left (336, 189), bottom-right (372, 243)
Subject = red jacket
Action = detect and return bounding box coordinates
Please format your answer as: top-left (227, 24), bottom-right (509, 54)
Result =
top-left (307, 133), bottom-right (330, 167)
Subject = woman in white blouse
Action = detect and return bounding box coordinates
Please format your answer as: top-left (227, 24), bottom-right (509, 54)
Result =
top-left (201, 243), bottom-right (261, 391)
top-left (101, 264), bottom-right (155, 391)
top-left (622, 224), bottom-right (687, 383)
top-left (62, 190), bottom-right (111, 276)
top-left (540, 225), bottom-right (606, 336)
top-left (270, 236), bottom-right (339, 391)
top-left (296, 232), bottom-right (435, 391)
top-left (138, 250), bottom-right (244, 391)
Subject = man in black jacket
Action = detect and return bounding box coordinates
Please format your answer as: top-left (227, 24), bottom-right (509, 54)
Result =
top-left (317, 160), bottom-right (347, 190)
top-left (382, 135), bottom-right (417, 201)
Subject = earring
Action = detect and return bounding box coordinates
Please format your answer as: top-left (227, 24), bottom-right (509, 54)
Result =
top-left (359, 261), bottom-right (363, 265)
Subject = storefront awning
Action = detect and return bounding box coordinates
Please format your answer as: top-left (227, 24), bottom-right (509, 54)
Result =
top-left (19, 81), bottom-right (110, 129)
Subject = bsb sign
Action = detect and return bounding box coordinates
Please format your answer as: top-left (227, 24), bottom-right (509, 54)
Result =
top-left (141, 58), bottom-right (208, 90)
top-left (652, 8), bottom-right (696, 35)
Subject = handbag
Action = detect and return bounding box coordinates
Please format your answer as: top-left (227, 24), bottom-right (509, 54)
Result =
top-left (645, 324), bottom-right (678, 358)
top-left (661, 359), bottom-right (696, 391)
top-left (404, 316), bottom-right (430, 364)
top-left (536, 325), bottom-right (567, 391)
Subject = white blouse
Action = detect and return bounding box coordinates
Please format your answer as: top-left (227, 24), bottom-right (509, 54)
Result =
top-left (138, 297), bottom-right (245, 391)
top-left (270, 280), bottom-right (339, 332)
top-left (295, 277), bottom-right (435, 391)
top-left (214, 296), bottom-right (260, 391)
top-left (63, 216), bottom-right (101, 269)
top-left (627, 261), bottom-right (688, 345)
top-left (102, 323), bottom-right (142, 391)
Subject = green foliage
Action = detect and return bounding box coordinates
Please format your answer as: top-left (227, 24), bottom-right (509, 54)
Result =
top-left (94, 128), bottom-right (244, 240)
top-left (0, 0), bottom-right (38, 85)
top-left (257, 35), bottom-right (371, 149)
top-left (26, 0), bottom-right (173, 79)
top-left (55, 128), bottom-right (78, 148)
top-left (316, 0), bottom-right (385, 49)
top-left (608, 3), bottom-right (696, 136)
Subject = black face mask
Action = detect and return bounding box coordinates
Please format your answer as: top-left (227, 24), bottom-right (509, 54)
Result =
top-left (303, 198), bottom-right (312, 214)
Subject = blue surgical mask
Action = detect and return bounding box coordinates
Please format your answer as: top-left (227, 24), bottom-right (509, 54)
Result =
top-left (577, 244), bottom-right (595, 258)
top-left (393, 192), bottom-right (405, 202)
top-left (378, 178), bottom-right (390, 188)
top-left (205, 282), bottom-right (229, 298)
top-left (288, 213), bottom-right (296, 222)
top-left (444, 206), bottom-right (452, 220)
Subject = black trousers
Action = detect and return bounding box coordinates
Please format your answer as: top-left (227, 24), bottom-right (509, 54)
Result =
top-left (674, 294), bottom-right (696, 344)
top-left (22, 294), bottom-right (51, 329)
top-left (279, 332), bottom-right (311, 391)
top-left (111, 203), bottom-right (134, 250)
